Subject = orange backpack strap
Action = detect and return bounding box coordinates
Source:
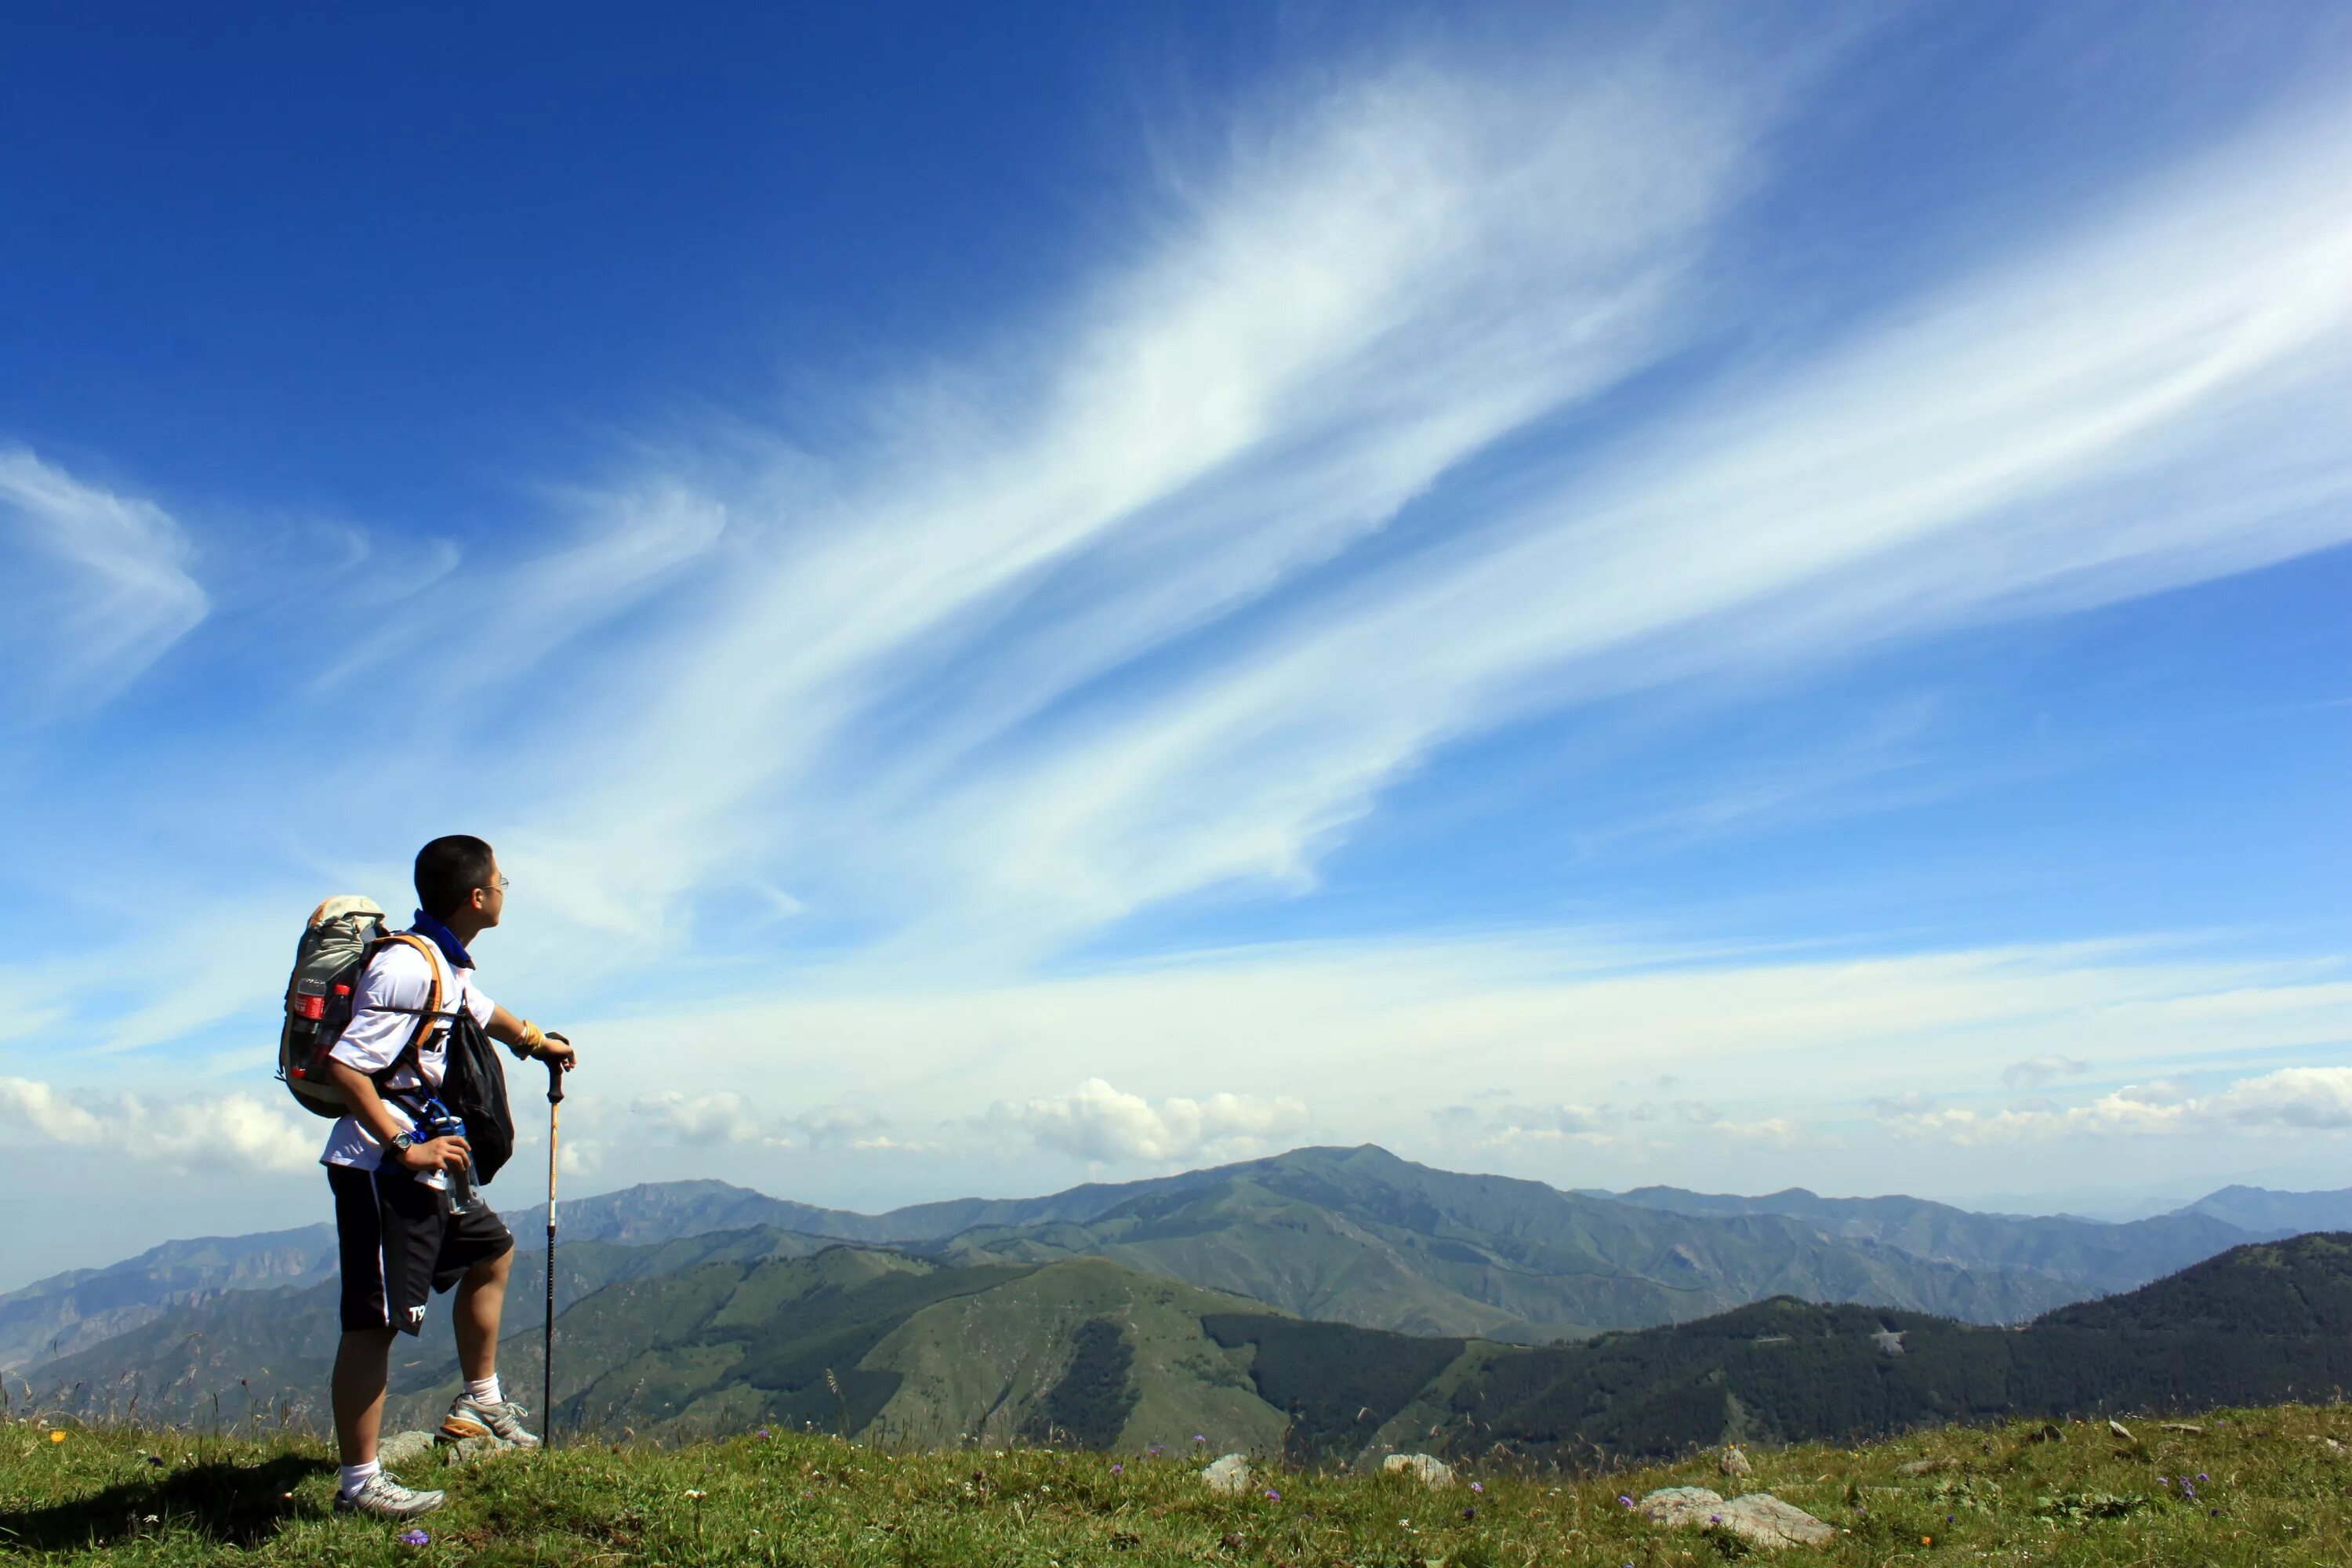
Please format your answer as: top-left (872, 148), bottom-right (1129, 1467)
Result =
top-left (367, 931), bottom-right (452, 1091)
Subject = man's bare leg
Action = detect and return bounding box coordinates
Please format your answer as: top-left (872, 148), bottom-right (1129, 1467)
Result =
top-left (332, 1327), bottom-right (398, 1465)
top-left (452, 1247), bottom-right (512, 1383)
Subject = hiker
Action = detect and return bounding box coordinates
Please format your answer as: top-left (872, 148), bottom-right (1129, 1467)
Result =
top-left (320, 835), bottom-right (579, 1521)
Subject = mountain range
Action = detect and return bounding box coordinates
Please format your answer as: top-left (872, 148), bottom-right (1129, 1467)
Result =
top-left (11, 1146), bottom-right (2347, 1383)
top-left (24, 1214), bottom-right (2352, 1467)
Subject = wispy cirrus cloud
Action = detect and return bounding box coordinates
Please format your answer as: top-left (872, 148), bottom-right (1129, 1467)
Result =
top-left (5, 20), bottom-right (2352, 1250)
top-left (466, 64), bottom-right (2352, 976)
top-left (0, 448), bottom-right (209, 709)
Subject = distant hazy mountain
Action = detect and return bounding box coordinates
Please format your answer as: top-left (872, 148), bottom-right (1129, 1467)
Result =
top-left (13, 1149), bottom-right (2338, 1391)
top-left (939, 1145), bottom-right (2079, 1336)
top-left (1603, 1183), bottom-right (2275, 1299)
top-left (0, 1225), bottom-right (336, 1372)
top-left (2173, 1185), bottom-right (2352, 1236)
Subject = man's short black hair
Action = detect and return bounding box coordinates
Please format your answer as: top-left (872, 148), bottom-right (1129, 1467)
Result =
top-left (415, 835), bottom-right (496, 920)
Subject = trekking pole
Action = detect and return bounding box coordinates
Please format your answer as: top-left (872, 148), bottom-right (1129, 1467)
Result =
top-left (542, 1045), bottom-right (567, 1450)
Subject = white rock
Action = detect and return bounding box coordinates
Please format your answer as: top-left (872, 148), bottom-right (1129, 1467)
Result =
top-left (1200, 1454), bottom-right (1252, 1495)
top-left (1639, 1487), bottom-right (1835, 1550)
top-left (377, 1430), bottom-right (438, 1468)
top-left (1719, 1493), bottom-right (1836, 1548)
top-left (1720, 1446), bottom-right (1752, 1477)
top-left (1638, 1486), bottom-right (1724, 1528)
top-left (2108, 1420), bottom-right (2136, 1441)
top-left (1381, 1453), bottom-right (1455, 1488)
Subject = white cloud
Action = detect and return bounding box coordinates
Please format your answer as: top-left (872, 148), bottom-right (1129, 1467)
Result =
top-left (922, 99), bottom-right (2352, 953)
top-left (2002, 1055), bottom-right (2089, 1090)
top-left (1445, 1101), bottom-right (1617, 1147)
top-left (1878, 1066), bottom-right (2352, 1146)
top-left (0, 1076), bottom-right (313, 1173)
top-left (989, 1078), bottom-right (1309, 1165)
top-left (467, 37), bottom-right (1789, 951)
top-left (628, 1091), bottom-right (901, 1151)
top-left (631, 1090), bottom-right (769, 1145)
top-left (0, 448), bottom-right (209, 704)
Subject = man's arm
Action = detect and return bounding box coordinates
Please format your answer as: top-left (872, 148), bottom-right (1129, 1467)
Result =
top-left (486, 1005), bottom-right (578, 1069)
top-left (325, 1058), bottom-right (470, 1177)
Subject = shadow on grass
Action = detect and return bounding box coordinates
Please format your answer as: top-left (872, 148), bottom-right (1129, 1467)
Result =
top-left (0, 1453), bottom-right (336, 1550)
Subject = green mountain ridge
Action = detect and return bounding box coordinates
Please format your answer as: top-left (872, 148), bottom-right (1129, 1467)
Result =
top-left (24, 1229), bottom-right (2352, 1472)
top-left (10, 1146), bottom-right (2342, 1404)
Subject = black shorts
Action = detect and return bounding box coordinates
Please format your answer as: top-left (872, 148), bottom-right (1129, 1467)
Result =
top-left (328, 1163), bottom-right (514, 1335)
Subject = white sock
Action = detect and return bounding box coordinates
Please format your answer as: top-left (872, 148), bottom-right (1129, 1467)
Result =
top-left (339, 1460), bottom-right (380, 1497)
top-left (466, 1374), bottom-right (503, 1406)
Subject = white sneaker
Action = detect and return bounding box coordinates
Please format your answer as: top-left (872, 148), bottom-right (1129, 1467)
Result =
top-left (335, 1472), bottom-right (447, 1520)
top-left (442, 1392), bottom-right (541, 1449)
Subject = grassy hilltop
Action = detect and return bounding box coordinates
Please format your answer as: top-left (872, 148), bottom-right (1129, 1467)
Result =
top-left (6, 1403), bottom-right (2352, 1566)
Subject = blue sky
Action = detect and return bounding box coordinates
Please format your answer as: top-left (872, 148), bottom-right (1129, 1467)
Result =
top-left (2, 2), bottom-right (2348, 1285)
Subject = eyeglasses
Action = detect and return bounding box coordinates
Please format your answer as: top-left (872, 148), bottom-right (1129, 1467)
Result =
top-left (488, 875), bottom-right (510, 891)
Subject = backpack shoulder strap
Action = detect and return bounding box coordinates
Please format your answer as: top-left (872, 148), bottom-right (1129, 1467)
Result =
top-left (366, 932), bottom-right (450, 1094)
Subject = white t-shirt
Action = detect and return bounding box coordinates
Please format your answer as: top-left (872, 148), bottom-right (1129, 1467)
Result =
top-left (318, 935), bottom-right (497, 1181)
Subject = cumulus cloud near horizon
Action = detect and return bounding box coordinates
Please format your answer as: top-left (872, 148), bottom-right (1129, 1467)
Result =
top-left (988, 1078), bottom-right (1310, 1166)
top-left (0, 1075), bottom-right (313, 1174)
top-left (630, 1090), bottom-right (903, 1152)
top-left (1878, 1066), bottom-right (2352, 1147)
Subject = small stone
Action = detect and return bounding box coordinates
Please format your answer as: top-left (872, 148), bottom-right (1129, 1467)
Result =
top-left (1719, 1494), bottom-right (1838, 1549)
top-left (1896, 1458), bottom-right (1956, 1476)
top-left (1720, 1446), bottom-right (1752, 1478)
top-left (377, 1430), bottom-right (438, 1468)
top-left (1383, 1454), bottom-right (1456, 1488)
top-left (2108, 1420), bottom-right (2136, 1442)
top-left (1639, 1487), bottom-right (1835, 1549)
top-left (1220, 1532), bottom-right (1244, 1551)
top-left (2029, 1422), bottom-right (2065, 1443)
top-left (1200, 1454), bottom-right (1252, 1496)
top-left (2158, 1422), bottom-right (2205, 1435)
top-left (1638, 1486), bottom-right (1726, 1528)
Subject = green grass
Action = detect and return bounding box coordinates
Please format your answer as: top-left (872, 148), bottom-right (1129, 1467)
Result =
top-left (4, 1404), bottom-right (2348, 1565)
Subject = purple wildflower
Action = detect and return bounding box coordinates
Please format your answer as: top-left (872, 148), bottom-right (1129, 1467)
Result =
top-left (1469, 1481), bottom-right (1484, 1494)
top-left (1265, 1489), bottom-right (1281, 1501)
top-left (1110, 1464), bottom-right (1123, 1475)
top-left (1617, 1495), bottom-right (1634, 1508)
top-left (398, 1529), bottom-right (430, 1547)
top-left (1711, 1514), bottom-right (1723, 1524)
top-left (756, 1428), bottom-right (771, 1439)
top-left (2196, 1473), bottom-right (2209, 1482)
top-left (1194, 1435), bottom-right (1207, 1443)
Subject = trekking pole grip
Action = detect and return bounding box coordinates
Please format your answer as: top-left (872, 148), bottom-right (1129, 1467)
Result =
top-left (543, 1034), bottom-right (568, 1104)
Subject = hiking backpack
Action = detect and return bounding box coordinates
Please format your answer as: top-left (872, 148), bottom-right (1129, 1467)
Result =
top-left (277, 896), bottom-right (445, 1119)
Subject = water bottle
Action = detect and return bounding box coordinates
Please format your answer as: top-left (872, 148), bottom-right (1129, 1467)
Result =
top-left (418, 1098), bottom-right (481, 1214)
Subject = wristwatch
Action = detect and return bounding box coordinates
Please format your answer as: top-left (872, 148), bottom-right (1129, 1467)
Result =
top-left (389, 1131), bottom-right (417, 1154)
